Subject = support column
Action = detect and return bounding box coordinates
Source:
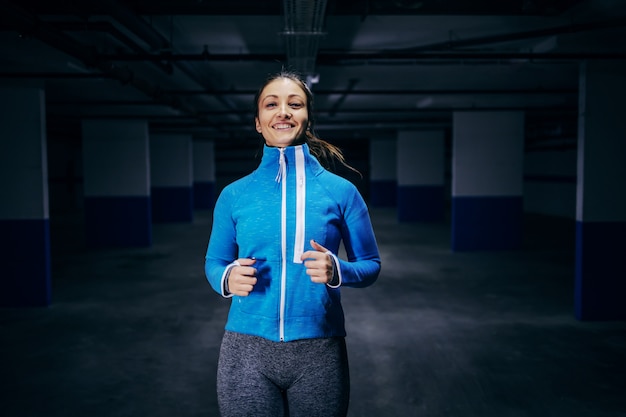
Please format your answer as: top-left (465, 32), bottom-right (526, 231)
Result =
top-left (0, 86), bottom-right (50, 306)
top-left (369, 138), bottom-right (397, 207)
top-left (193, 140), bottom-right (216, 210)
top-left (575, 61), bottom-right (626, 320)
top-left (452, 111), bottom-right (524, 251)
top-left (397, 130), bottom-right (445, 222)
top-left (150, 133), bottom-right (193, 223)
top-left (82, 120), bottom-right (151, 247)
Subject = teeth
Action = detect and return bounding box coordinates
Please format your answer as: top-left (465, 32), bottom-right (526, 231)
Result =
top-left (273, 124), bottom-right (292, 129)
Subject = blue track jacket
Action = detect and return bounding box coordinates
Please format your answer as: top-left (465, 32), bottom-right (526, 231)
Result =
top-left (205, 144), bottom-right (381, 342)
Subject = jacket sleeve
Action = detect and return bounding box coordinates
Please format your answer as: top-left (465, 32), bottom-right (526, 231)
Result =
top-left (335, 185), bottom-right (381, 288)
top-left (204, 186), bottom-right (239, 297)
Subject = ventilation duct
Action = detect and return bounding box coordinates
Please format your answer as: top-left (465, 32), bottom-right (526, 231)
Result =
top-left (282, 0), bottom-right (327, 81)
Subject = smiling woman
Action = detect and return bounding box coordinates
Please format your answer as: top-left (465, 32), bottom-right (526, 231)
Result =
top-left (253, 71), bottom-right (362, 175)
top-left (204, 70), bottom-right (382, 416)
top-left (255, 77), bottom-right (309, 148)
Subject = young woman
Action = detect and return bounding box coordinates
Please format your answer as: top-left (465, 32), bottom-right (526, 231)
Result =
top-left (204, 70), bottom-right (381, 417)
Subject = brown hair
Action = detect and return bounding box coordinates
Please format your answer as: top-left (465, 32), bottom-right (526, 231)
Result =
top-left (254, 70), bottom-right (360, 176)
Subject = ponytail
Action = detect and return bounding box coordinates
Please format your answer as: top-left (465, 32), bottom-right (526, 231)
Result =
top-left (305, 131), bottom-right (361, 178)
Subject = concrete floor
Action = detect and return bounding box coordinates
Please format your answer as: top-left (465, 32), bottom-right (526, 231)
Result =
top-left (1, 208), bottom-right (625, 417)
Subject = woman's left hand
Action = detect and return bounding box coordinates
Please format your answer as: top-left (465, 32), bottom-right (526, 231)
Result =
top-left (301, 239), bottom-right (334, 284)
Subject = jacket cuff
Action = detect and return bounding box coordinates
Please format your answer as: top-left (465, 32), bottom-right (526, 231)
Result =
top-left (220, 261), bottom-right (239, 298)
top-left (325, 251), bottom-right (342, 288)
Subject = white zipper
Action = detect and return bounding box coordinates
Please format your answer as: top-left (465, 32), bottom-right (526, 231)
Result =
top-left (278, 148), bottom-right (287, 341)
top-left (277, 146), bottom-right (306, 342)
top-left (293, 146), bottom-right (306, 263)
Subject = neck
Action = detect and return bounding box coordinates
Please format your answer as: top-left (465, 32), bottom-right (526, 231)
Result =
top-left (264, 137), bottom-right (307, 149)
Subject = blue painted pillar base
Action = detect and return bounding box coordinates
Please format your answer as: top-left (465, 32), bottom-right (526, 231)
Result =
top-left (152, 187), bottom-right (193, 223)
top-left (0, 219), bottom-right (51, 307)
top-left (575, 221), bottom-right (626, 320)
top-left (370, 180), bottom-right (397, 207)
top-left (193, 181), bottom-right (215, 210)
top-left (452, 196), bottom-right (523, 251)
top-left (85, 196), bottom-right (151, 247)
top-left (398, 185), bottom-right (445, 222)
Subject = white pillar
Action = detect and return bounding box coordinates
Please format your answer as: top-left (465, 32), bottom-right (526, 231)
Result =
top-left (150, 133), bottom-right (193, 223)
top-left (397, 130), bottom-right (445, 222)
top-left (193, 140), bottom-right (216, 210)
top-left (82, 120), bottom-right (151, 247)
top-left (0, 86), bottom-right (50, 306)
top-left (452, 111), bottom-right (524, 251)
top-left (575, 61), bottom-right (626, 320)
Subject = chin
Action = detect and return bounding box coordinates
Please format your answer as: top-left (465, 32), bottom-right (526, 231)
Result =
top-left (267, 135), bottom-right (306, 148)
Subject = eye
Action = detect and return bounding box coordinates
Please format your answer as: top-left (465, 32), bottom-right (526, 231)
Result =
top-left (290, 102), bottom-right (304, 108)
top-left (265, 102), bottom-right (277, 108)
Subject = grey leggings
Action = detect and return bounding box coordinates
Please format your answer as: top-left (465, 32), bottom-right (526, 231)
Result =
top-left (217, 331), bottom-right (350, 417)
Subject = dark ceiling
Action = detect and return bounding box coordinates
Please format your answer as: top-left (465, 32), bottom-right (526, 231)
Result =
top-left (1, 0), bottom-right (625, 145)
top-left (9, 0), bottom-right (587, 17)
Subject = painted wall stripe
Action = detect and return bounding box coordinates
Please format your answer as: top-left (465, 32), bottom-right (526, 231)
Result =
top-left (151, 186), bottom-right (193, 223)
top-left (370, 180), bottom-right (397, 207)
top-left (85, 196), bottom-right (151, 247)
top-left (0, 219), bottom-right (51, 307)
top-left (398, 185), bottom-right (445, 222)
top-left (193, 181), bottom-right (215, 209)
top-left (575, 221), bottom-right (626, 320)
top-left (452, 196), bottom-right (523, 251)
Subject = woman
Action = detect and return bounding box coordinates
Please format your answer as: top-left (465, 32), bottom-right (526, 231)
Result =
top-left (204, 70), bottom-right (381, 417)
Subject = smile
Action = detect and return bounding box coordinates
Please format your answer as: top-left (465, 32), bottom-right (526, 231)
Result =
top-left (272, 123), bottom-right (294, 130)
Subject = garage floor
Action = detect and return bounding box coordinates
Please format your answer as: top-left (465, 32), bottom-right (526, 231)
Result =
top-left (1, 208), bottom-right (625, 417)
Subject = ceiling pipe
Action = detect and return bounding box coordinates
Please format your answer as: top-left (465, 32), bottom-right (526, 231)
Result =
top-left (96, 50), bottom-right (626, 63)
top-left (90, 12), bottom-right (626, 67)
top-left (154, 88), bottom-right (577, 96)
top-left (316, 51), bottom-right (626, 63)
top-left (53, 20), bottom-right (173, 74)
top-left (0, 72), bottom-right (112, 79)
top-left (401, 16), bottom-right (626, 52)
top-left (95, 0), bottom-right (241, 120)
top-left (98, 0), bottom-right (169, 52)
top-left (0, 0), bottom-right (197, 117)
top-left (281, 0), bottom-right (328, 78)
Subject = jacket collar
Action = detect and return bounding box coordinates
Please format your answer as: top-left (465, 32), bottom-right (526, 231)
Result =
top-left (258, 143), bottom-right (323, 176)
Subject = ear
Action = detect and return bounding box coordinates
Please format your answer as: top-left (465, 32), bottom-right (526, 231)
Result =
top-left (255, 117), bottom-right (262, 133)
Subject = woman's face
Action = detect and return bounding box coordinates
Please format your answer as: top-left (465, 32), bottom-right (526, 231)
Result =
top-left (255, 78), bottom-right (309, 148)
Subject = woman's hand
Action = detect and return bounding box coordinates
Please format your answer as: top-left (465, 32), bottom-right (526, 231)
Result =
top-left (227, 258), bottom-right (257, 296)
top-left (301, 240), bottom-right (334, 284)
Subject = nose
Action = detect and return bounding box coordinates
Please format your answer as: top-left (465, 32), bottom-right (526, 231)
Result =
top-left (278, 104), bottom-right (291, 118)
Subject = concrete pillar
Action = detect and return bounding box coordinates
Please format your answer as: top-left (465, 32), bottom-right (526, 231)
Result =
top-left (575, 61), bottom-right (626, 320)
top-left (397, 130), bottom-right (445, 222)
top-left (150, 133), bottom-right (193, 223)
top-left (193, 140), bottom-right (216, 210)
top-left (0, 86), bottom-right (51, 306)
top-left (82, 120), bottom-right (151, 247)
top-left (452, 111), bottom-right (524, 251)
top-left (369, 138), bottom-right (397, 207)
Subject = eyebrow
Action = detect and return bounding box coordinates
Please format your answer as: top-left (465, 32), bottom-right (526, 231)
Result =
top-left (261, 94), bottom-right (305, 101)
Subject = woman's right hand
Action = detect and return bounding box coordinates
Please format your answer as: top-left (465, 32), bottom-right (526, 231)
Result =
top-left (227, 258), bottom-right (257, 296)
